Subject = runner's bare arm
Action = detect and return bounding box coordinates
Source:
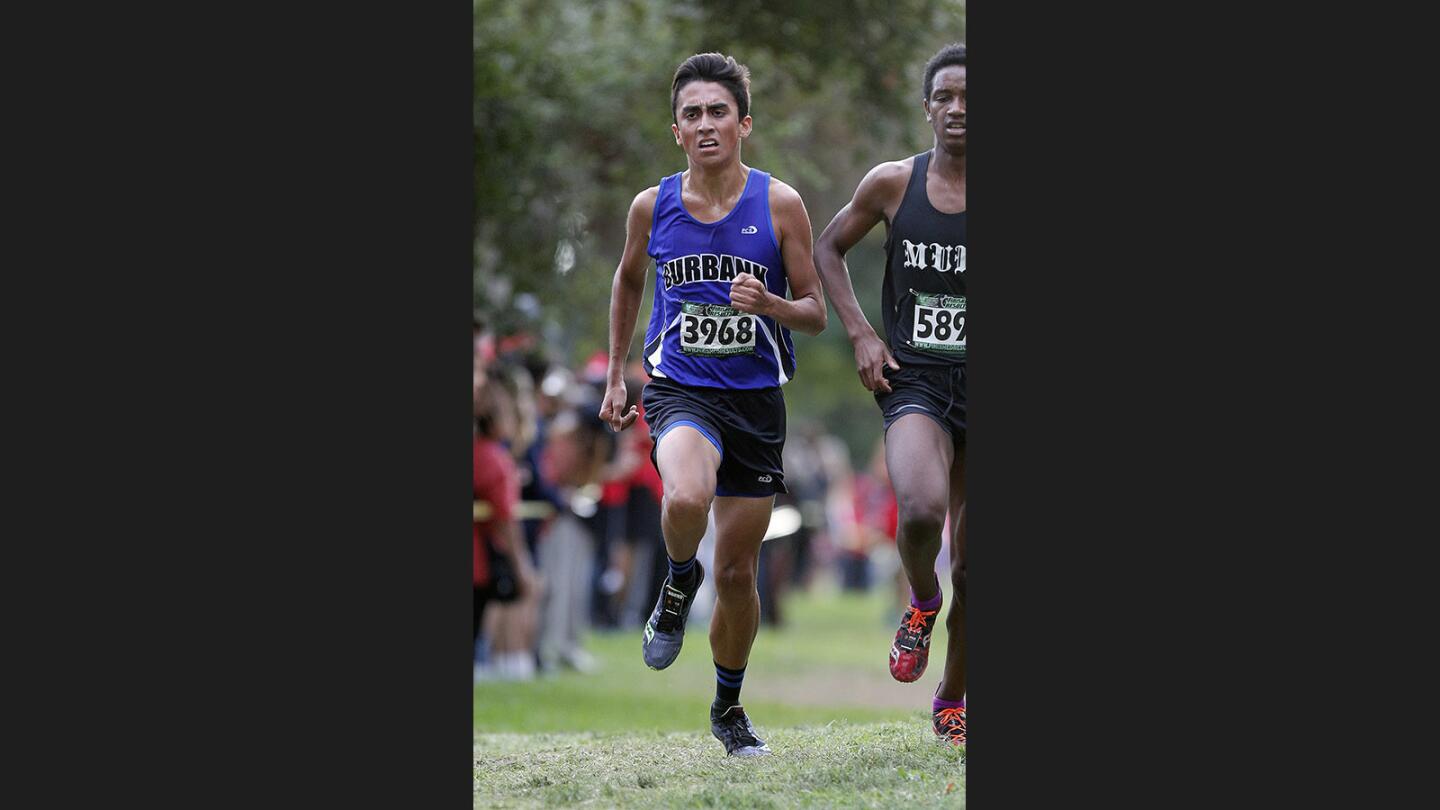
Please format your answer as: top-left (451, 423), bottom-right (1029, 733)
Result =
top-left (729, 180), bottom-right (827, 335)
top-left (600, 187), bottom-right (658, 431)
top-left (814, 162), bottom-right (908, 392)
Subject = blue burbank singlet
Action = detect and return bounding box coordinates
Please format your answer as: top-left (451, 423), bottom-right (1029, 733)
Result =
top-left (641, 168), bottom-right (795, 389)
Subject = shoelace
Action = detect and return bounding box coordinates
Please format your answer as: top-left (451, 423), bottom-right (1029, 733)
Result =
top-left (935, 707), bottom-right (966, 744)
top-left (935, 707), bottom-right (966, 728)
top-left (904, 606), bottom-right (938, 635)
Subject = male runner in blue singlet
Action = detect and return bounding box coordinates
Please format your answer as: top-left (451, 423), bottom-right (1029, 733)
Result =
top-left (599, 52), bottom-right (827, 757)
top-left (814, 43), bottom-right (968, 747)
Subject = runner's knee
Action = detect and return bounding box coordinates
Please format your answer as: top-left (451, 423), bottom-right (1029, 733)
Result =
top-left (713, 560), bottom-right (757, 599)
top-left (895, 494), bottom-right (947, 542)
top-left (663, 487), bottom-right (712, 527)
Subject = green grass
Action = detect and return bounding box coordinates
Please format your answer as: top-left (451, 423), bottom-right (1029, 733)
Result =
top-left (475, 583), bottom-right (964, 807)
top-left (474, 721), bottom-right (964, 809)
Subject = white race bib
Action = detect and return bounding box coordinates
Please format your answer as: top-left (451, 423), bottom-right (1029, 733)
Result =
top-left (679, 302), bottom-right (757, 356)
top-left (911, 292), bottom-right (966, 356)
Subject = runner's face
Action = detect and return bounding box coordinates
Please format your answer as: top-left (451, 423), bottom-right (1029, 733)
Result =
top-left (925, 65), bottom-right (966, 155)
top-left (672, 81), bottom-right (751, 165)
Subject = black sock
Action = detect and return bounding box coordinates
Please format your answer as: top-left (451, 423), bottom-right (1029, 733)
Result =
top-left (715, 661), bottom-right (745, 707)
top-left (668, 554), bottom-right (698, 590)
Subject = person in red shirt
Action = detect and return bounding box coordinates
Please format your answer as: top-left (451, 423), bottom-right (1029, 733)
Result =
top-left (474, 366), bottom-right (540, 680)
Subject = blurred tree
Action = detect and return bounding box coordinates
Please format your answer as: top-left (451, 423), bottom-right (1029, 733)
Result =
top-left (475, 0), bottom-right (965, 461)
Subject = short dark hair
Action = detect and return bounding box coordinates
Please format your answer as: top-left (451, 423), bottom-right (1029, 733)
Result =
top-left (923, 43), bottom-right (966, 101)
top-left (671, 53), bottom-right (751, 122)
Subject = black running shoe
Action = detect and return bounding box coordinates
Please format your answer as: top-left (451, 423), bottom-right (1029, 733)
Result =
top-left (710, 701), bottom-right (771, 757)
top-left (641, 562), bottom-right (705, 670)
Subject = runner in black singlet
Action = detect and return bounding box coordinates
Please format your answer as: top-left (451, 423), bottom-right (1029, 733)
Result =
top-left (813, 42), bottom-right (968, 747)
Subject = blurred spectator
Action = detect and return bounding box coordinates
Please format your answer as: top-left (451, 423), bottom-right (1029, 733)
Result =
top-left (844, 437), bottom-right (898, 592)
top-left (813, 433), bottom-right (855, 581)
top-left (472, 363), bottom-right (541, 677)
top-left (474, 367), bottom-right (543, 681)
top-left (536, 402), bottom-right (613, 673)
top-left (756, 493), bottom-right (798, 626)
top-left (785, 424), bottom-right (831, 591)
top-left (758, 425), bottom-right (823, 626)
top-left (517, 375), bottom-right (563, 566)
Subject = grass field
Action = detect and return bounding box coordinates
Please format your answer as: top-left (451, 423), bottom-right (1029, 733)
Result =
top-left (474, 581), bottom-right (965, 808)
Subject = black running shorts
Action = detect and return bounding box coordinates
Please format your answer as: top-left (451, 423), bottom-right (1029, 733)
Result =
top-left (641, 377), bottom-right (787, 498)
top-left (874, 364), bottom-right (966, 443)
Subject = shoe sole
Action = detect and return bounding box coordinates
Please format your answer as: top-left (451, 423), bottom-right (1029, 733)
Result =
top-left (933, 734), bottom-right (967, 750)
top-left (890, 645), bottom-right (929, 682)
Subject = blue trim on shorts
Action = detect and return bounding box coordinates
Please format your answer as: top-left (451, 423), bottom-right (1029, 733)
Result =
top-left (655, 419), bottom-right (723, 461)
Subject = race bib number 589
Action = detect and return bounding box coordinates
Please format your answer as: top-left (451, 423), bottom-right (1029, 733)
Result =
top-left (911, 292), bottom-right (966, 356)
top-left (680, 302), bottom-right (756, 356)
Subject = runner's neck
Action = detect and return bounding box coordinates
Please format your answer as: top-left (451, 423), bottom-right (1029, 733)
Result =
top-left (683, 163), bottom-right (751, 210)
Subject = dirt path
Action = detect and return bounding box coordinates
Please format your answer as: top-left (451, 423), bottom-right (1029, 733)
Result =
top-left (745, 667), bottom-right (934, 710)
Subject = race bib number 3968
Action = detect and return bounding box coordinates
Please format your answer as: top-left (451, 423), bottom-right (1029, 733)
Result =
top-left (680, 302), bottom-right (756, 356)
top-left (911, 292), bottom-right (966, 356)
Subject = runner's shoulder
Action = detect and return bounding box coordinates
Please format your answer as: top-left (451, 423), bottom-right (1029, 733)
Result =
top-left (854, 158), bottom-right (913, 209)
top-left (631, 185), bottom-right (660, 214)
top-left (765, 172), bottom-right (806, 211)
top-left (628, 185), bottom-right (661, 226)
